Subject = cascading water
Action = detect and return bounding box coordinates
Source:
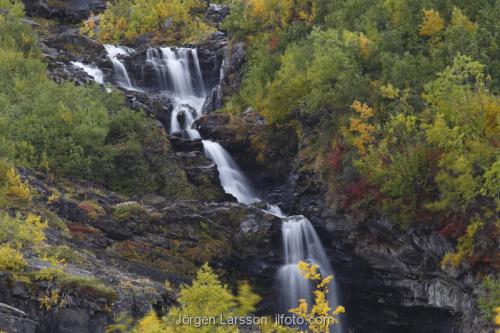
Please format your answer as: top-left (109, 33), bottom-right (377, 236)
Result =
top-left (104, 44), bottom-right (137, 90)
top-left (279, 215), bottom-right (344, 333)
top-left (95, 42), bottom-right (345, 332)
top-left (71, 61), bottom-right (104, 84)
top-left (143, 47), bottom-right (206, 138)
top-left (142, 46), bottom-right (259, 203)
top-left (202, 140), bottom-right (259, 204)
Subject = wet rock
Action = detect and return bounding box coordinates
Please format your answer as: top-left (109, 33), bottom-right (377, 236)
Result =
top-left (175, 151), bottom-right (226, 198)
top-left (169, 134), bottom-right (204, 153)
top-left (201, 83), bottom-right (224, 114)
top-left (41, 27), bottom-right (104, 62)
top-left (47, 61), bottom-right (97, 85)
top-left (221, 42), bottom-right (245, 96)
top-left (125, 91), bottom-right (174, 129)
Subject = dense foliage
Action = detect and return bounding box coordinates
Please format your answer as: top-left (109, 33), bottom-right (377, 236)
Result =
top-left (82, 0), bottom-right (214, 44)
top-left (222, 0), bottom-right (499, 271)
top-left (0, 2), bottom-right (195, 196)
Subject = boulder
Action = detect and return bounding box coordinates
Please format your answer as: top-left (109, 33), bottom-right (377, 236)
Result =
top-left (22, 0), bottom-right (106, 23)
top-left (206, 3), bottom-right (230, 25)
top-left (195, 111), bottom-right (298, 187)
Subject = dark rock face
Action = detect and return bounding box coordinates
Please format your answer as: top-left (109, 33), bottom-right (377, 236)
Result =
top-left (221, 41), bottom-right (245, 96)
top-left (47, 61), bottom-right (97, 85)
top-left (201, 83), bottom-right (224, 114)
top-left (195, 32), bottom-right (227, 90)
top-left (195, 110), bottom-right (299, 189)
top-left (206, 3), bottom-right (230, 26)
top-left (169, 133), bottom-right (204, 153)
top-left (22, 0), bottom-right (106, 23)
top-left (124, 91), bottom-right (174, 130)
top-left (38, 26), bottom-right (108, 85)
top-left (1, 170), bottom-right (281, 333)
top-left (0, 303), bottom-right (36, 333)
top-left (174, 150), bottom-right (230, 201)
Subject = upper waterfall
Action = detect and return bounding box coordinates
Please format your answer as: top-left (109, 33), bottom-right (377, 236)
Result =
top-left (104, 44), bottom-right (138, 91)
top-left (71, 62), bottom-right (104, 84)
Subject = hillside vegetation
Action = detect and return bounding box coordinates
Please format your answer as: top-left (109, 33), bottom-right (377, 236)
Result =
top-left (220, 0), bottom-right (499, 273)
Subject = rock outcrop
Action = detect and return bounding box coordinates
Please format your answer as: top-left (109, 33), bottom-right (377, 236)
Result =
top-left (1, 170), bottom-right (281, 333)
top-left (195, 110), bottom-right (299, 189)
top-left (22, 0), bottom-right (106, 23)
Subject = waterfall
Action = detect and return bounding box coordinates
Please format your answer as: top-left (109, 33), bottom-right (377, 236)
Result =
top-left (203, 140), bottom-right (259, 204)
top-left (145, 48), bottom-right (168, 91)
top-left (143, 46), bottom-right (259, 203)
top-left (98, 43), bottom-right (345, 332)
top-left (71, 61), bottom-right (104, 84)
top-left (143, 47), bottom-right (205, 136)
top-left (191, 48), bottom-right (205, 93)
top-left (104, 44), bottom-right (137, 91)
top-left (270, 207), bottom-right (345, 333)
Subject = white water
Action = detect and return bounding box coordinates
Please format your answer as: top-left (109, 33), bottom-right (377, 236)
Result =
top-left (144, 47), bottom-right (205, 138)
top-left (203, 140), bottom-right (260, 204)
top-left (143, 46), bottom-right (259, 203)
top-left (269, 206), bottom-right (344, 333)
top-left (71, 61), bottom-right (104, 84)
top-left (104, 44), bottom-right (138, 91)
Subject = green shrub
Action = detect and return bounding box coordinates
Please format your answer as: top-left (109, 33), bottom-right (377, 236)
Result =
top-left (0, 244), bottom-right (26, 272)
top-left (112, 202), bottom-right (149, 221)
top-left (42, 245), bottom-right (86, 265)
top-left (479, 277), bottom-right (500, 321)
top-left (57, 274), bottom-right (117, 302)
top-left (82, 0), bottom-right (213, 44)
top-left (0, 213), bottom-right (47, 249)
top-left (0, 161), bottom-right (32, 208)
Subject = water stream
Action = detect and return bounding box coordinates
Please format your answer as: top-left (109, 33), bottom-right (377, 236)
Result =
top-left (103, 44), bottom-right (138, 91)
top-left (81, 43), bottom-right (344, 332)
top-left (71, 61), bottom-right (104, 84)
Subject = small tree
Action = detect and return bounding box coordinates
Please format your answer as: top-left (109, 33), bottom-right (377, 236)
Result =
top-left (289, 261), bottom-right (345, 333)
top-left (107, 263), bottom-right (261, 333)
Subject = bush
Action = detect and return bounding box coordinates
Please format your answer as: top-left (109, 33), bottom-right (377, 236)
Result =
top-left (5, 167), bottom-right (31, 203)
top-left (479, 278), bottom-right (500, 322)
top-left (78, 200), bottom-right (104, 220)
top-left (112, 202), bottom-right (149, 221)
top-left (0, 161), bottom-right (32, 208)
top-left (107, 263), bottom-right (261, 333)
top-left (0, 245), bottom-right (26, 272)
top-left (0, 213), bottom-right (47, 249)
